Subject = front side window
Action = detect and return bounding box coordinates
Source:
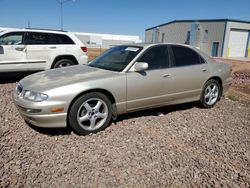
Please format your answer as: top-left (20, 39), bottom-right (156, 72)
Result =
top-left (89, 46), bottom-right (142, 72)
top-left (170, 45), bottom-right (202, 67)
top-left (137, 45), bottom-right (169, 70)
top-left (25, 32), bottom-right (52, 45)
top-left (0, 32), bottom-right (24, 45)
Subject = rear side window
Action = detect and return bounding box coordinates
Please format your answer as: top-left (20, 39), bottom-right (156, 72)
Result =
top-left (170, 45), bottom-right (203, 67)
top-left (137, 45), bottom-right (170, 70)
top-left (53, 34), bottom-right (75, 44)
top-left (26, 32), bottom-right (52, 45)
top-left (0, 32), bottom-right (24, 45)
top-left (25, 32), bottom-right (74, 45)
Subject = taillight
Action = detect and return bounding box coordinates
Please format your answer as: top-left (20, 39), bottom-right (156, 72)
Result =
top-left (81, 46), bottom-right (87, 52)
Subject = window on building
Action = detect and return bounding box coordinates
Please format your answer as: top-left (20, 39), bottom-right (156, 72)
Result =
top-left (203, 29), bottom-right (208, 43)
top-left (161, 33), bottom-right (165, 43)
top-left (185, 31), bottom-right (191, 45)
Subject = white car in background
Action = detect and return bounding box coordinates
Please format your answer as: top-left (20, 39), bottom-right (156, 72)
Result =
top-left (0, 28), bottom-right (88, 72)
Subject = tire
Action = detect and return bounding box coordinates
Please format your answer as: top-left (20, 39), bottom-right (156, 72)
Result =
top-left (68, 92), bottom-right (112, 135)
top-left (199, 79), bottom-right (221, 108)
top-left (53, 59), bottom-right (75, 69)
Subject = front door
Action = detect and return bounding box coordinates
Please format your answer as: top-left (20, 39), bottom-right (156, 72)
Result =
top-left (0, 32), bottom-right (27, 72)
top-left (126, 45), bottom-right (175, 111)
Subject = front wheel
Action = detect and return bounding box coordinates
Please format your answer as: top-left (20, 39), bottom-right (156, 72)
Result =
top-left (199, 79), bottom-right (221, 108)
top-left (68, 92), bottom-right (112, 135)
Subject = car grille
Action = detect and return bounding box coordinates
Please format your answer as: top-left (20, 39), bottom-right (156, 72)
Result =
top-left (16, 83), bottom-right (23, 95)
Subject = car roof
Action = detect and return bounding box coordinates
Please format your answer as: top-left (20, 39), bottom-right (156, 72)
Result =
top-left (122, 42), bottom-right (213, 63)
top-left (1, 28), bottom-right (68, 34)
top-left (123, 42), bottom-right (195, 49)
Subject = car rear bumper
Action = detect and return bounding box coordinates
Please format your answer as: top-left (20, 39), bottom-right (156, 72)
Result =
top-left (78, 55), bottom-right (88, 65)
top-left (222, 77), bottom-right (233, 95)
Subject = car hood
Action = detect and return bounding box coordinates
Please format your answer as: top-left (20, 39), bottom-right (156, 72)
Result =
top-left (20, 65), bottom-right (117, 92)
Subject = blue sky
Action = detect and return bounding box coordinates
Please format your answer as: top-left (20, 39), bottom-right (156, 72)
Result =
top-left (0, 0), bottom-right (250, 39)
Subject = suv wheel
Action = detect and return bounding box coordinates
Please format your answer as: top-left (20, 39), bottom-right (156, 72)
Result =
top-left (53, 59), bottom-right (75, 68)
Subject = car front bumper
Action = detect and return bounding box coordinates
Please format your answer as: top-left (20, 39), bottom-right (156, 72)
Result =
top-left (13, 92), bottom-right (68, 128)
top-left (17, 107), bottom-right (67, 128)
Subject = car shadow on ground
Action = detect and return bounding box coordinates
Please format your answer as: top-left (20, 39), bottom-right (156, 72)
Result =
top-left (25, 102), bottom-right (197, 136)
top-left (0, 71), bottom-right (39, 84)
top-left (116, 102), bottom-right (197, 122)
top-left (26, 121), bottom-right (72, 136)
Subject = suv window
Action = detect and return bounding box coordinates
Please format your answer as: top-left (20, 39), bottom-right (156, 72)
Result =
top-left (137, 45), bottom-right (169, 70)
top-left (170, 45), bottom-right (202, 67)
top-left (25, 32), bottom-right (75, 45)
top-left (0, 32), bottom-right (24, 45)
top-left (53, 34), bottom-right (74, 44)
top-left (26, 32), bottom-right (52, 45)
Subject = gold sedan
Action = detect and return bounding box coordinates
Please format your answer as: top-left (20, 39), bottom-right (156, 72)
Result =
top-left (13, 43), bottom-right (232, 135)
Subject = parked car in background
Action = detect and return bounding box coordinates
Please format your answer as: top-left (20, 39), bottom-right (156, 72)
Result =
top-left (0, 28), bottom-right (88, 72)
top-left (13, 43), bottom-right (232, 135)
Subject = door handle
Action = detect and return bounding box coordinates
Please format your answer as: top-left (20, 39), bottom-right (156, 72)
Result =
top-left (202, 69), bottom-right (207, 72)
top-left (48, 46), bottom-right (57, 49)
top-left (162, 73), bottom-right (171, 78)
top-left (15, 47), bottom-right (26, 51)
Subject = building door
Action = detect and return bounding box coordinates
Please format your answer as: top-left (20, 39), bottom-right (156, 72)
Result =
top-left (211, 42), bottom-right (219, 57)
top-left (228, 30), bottom-right (248, 57)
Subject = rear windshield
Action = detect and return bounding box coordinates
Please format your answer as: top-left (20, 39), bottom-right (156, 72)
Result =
top-left (88, 46), bottom-right (142, 72)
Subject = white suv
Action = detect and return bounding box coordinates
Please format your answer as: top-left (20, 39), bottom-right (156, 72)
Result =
top-left (0, 28), bottom-right (88, 72)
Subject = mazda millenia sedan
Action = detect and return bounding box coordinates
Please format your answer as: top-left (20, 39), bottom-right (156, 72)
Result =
top-left (13, 43), bottom-right (232, 135)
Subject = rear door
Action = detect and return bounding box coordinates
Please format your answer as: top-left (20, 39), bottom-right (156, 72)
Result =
top-left (0, 32), bottom-right (27, 72)
top-left (168, 45), bottom-right (210, 101)
top-left (126, 45), bottom-right (175, 111)
top-left (25, 32), bottom-right (53, 70)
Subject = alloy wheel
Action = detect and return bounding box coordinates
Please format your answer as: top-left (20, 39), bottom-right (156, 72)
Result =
top-left (77, 98), bottom-right (108, 131)
top-left (204, 83), bottom-right (219, 106)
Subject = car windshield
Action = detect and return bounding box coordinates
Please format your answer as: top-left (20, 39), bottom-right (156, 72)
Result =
top-left (88, 45), bottom-right (143, 72)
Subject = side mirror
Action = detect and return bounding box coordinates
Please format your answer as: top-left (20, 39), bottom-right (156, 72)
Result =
top-left (134, 62), bottom-right (148, 72)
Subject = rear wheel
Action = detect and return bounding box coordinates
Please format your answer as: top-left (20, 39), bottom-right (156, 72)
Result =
top-left (53, 59), bottom-right (75, 68)
top-left (199, 79), bottom-right (220, 108)
top-left (68, 92), bottom-right (112, 135)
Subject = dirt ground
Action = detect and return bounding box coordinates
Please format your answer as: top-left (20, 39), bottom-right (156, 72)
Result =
top-left (87, 48), bottom-right (107, 61)
top-left (0, 82), bottom-right (249, 187)
top-left (213, 57), bottom-right (250, 103)
top-left (0, 50), bottom-right (249, 187)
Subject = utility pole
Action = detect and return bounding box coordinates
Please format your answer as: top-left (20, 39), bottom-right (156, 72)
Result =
top-left (56, 0), bottom-right (75, 30)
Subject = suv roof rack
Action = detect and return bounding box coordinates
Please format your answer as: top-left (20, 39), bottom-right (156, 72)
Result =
top-left (24, 28), bottom-right (68, 32)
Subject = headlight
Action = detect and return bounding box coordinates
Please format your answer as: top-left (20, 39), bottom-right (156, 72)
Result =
top-left (23, 90), bottom-right (48, 102)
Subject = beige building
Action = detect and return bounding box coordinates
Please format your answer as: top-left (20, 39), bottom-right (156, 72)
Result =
top-left (145, 19), bottom-right (250, 58)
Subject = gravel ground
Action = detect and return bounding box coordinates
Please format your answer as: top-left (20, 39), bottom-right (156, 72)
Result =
top-left (0, 82), bottom-right (250, 187)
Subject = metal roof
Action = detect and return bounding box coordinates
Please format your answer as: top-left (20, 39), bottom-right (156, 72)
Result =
top-left (145, 19), bottom-right (250, 31)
